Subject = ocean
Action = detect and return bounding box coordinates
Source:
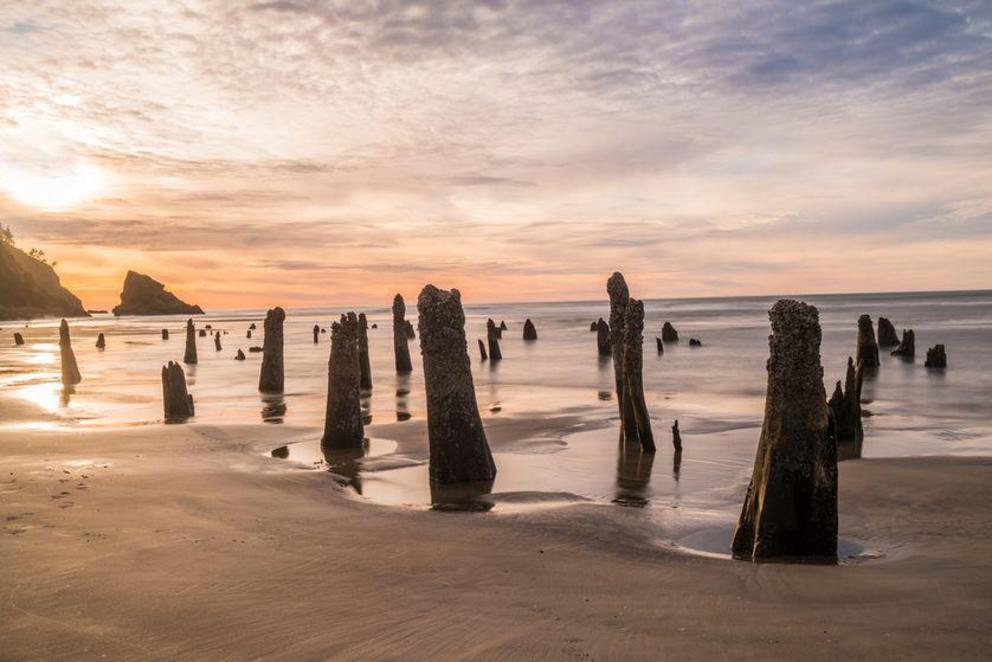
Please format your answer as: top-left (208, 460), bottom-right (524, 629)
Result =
top-left (2, 289), bottom-right (990, 553)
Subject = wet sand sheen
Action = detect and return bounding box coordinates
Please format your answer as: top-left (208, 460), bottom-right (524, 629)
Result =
top-left (1, 415), bottom-right (990, 659)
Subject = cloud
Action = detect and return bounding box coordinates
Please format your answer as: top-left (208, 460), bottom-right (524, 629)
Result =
top-left (0, 0), bottom-right (989, 307)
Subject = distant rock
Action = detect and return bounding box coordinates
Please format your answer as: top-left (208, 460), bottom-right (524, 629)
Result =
top-left (924, 344), bottom-right (947, 368)
top-left (87, 310), bottom-right (108, 315)
top-left (688, 338), bottom-right (702, 347)
top-left (662, 322), bottom-right (679, 343)
top-left (877, 317), bottom-right (899, 347)
top-left (112, 271), bottom-right (204, 316)
top-left (0, 241), bottom-right (88, 321)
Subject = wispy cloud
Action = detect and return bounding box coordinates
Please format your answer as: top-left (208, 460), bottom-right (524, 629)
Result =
top-left (0, 0), bottom-right (989, 308)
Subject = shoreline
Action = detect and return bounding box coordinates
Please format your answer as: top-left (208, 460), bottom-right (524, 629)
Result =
top-left (2, 409), bottom-right (991, 659)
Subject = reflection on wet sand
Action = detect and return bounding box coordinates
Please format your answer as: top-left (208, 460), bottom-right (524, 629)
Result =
top-left (614, 441), bottom-right (655, 507)
top-left (321, 446), bottom-right (367, 494)
top-left (837, 438), bottom-right (863, 461)
top-left (261, 394), bottom-right (287, 424)
top-left (395, 374), bottom-right (411, 422)
top-left (430, 480), bottom-right (494, 512)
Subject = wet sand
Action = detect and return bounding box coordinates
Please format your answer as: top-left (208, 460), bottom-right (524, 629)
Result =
top-left (2, 405), bottom-right (991, 660)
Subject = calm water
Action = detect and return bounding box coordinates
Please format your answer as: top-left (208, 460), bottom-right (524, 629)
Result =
top-left (2, 290), bottom-right (990, 554)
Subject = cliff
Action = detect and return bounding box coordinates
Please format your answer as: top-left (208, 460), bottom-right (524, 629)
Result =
top-left (0, 242), bottom-right (88, 321)
top-left (112, 271), bottom-right (204, 316)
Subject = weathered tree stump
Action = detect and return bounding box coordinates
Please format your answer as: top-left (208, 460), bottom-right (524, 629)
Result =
top-left (596, 318), bottom-right (611, 357)
top-left (214, 332), bottom-right (222, 351)
top-left (621, 299), bottom-right (655, 452)
top-left (522, 318), bottom-right (538, 340)
top-left (486, 318), bottom-right (502, 361)
top-left (321, 314), bottom-right (364, 450)
top-left (827, 356), bottom-right (864, 444)
top-left (732, 299), bottom-right (837, 563)
top-left (662, 322), bottom-right (679, 342)
top-left (358, 312), bottom-right (373, 392)
top-left (95, 333), bottom-right (106, 349)
top-left (259, 307), bottom-right (285, 393)
top-left (891, 329), bottom-right (915, 358)
top-left (59, 319), bottom-right (82, 385)
top-left (418, 285), bottom-right (496, 484)
top-left (162, 361), bottom-right (195, 422)
top-left (183, 319), bottom-right (198, 365)
top-left (877, 317), bottom-right (899, 347)
top-left (478, 338), bottom-right (488, 360)
top-left (13, 332), bottom-right (24, 346)
top-left (672, 419), bottom-right (682, 452)
top-left (856, 314), bottom-right (880, 369)
top-left (393, 294), bottom-right (413, 374)
top-left (924, 344), bottom-right (947, 368)
top-left (313, 324), bottom-right (320, 344)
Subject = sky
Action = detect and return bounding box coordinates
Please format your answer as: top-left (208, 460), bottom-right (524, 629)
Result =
top-left (0, 0), bottom-right (990, 310)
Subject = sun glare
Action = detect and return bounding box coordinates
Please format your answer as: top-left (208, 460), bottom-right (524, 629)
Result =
top-left (0, 160), bottom-right (107, 211)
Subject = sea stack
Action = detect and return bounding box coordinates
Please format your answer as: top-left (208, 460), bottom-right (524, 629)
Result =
top-left (59, 319), bottom-right (82, 385)
top-left (477, 338), bottom-right (488, 360)
top-left (313, 324), bottom-right (320, 344)
top-left (161, 361), bottom-right (195, 422)
top-left (522, 318), bottom-right (538, 341)
top-left (827, 357), bottom-right (864, 444)
top-left (258, 307), bottom-right (285, 393)
top-left (891, 329), bottom-right (916, 358)
top-left (112, 270), bottom-right (204, 316)
top-left (877, 317), bottom-right (899, 347)
top-left (214, 331), bottom-right (222, 351)
top-left (321, 313), bottom-right (364, 450)
top-left (13, 332), bottom-right (24, 346)
top-left (856, 314), bottom-right (880, 369)
top-left (607, 272), bottom-right (630, 423)
top-left (392, 294), bottom-right (413, 374)
top-left (924, 344), bottom-right (947, 368)
top-left (662, 322), bottom-right (679, 342)
top-left (732, 299), bottom-right (837, 563)
top-left (486, 318), bottom-right (502, 361)
top-left (620, 298), bottom-right (655, 452)
top-left (358, 313), bottom-right (373, 392)
top-left (596, 318), bottom-right (611, 356)
top-left (183, 319), bottom-right (197, 365)
top-left (417, 285), bottom-right (496, 484)
top-left (95, 333), bottom-right (106, 349)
